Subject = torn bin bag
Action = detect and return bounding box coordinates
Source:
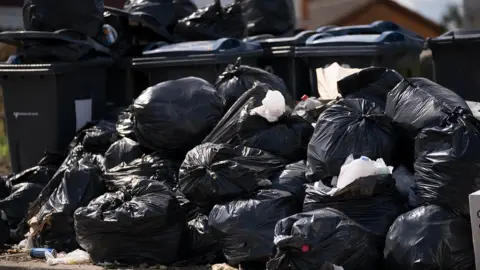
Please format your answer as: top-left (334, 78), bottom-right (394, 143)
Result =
top-left (74, 179), bottom-right (186, 265)
top-left (174, 1), bottom-right (246, 41)
top-left (267, 208), bottom-right (380, 270)
top-left (240, 0), bottom-right (295, 36)
top-left (209, 189), bottom-right (299, 265)
top-left (292, 98), bottom-right (335, 125)
top-left (215, 64), bottom-right (292, 110)
top-left (386, 78), bottom-right (471, 139)
top-left (104, 151), bottom-right (180, 191)
top-left (414, 114), bottom-right (480, 216)
top-left (23, 0), bottom-right (104, 38)
top-left (178, 143), bottom-right (287, 208)
top-left (205, 83), bottom-right (312, 162)
top-left (306, 98), bottom-right (396, 181)
top-left (104, 137), bottom-right (144, 170)
top-left (384, 205), bottom-right (474, 270)
top-left (337, 67), bottom-right (403, 106)
top-left (132, 77), bottom-right (225, 158)
top-left (303, 175), bottom-right (405, 238)
top-left (33, 155), bottom-right (105, 251)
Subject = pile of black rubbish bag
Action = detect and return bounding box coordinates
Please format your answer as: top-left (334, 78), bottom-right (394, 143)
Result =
top-left (0, 62), bottom-right (477, 270)
top-left (0, 0), bottom-right (476, 269)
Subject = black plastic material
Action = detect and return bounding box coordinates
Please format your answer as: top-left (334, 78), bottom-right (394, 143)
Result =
top-left (428, 29), bottom-right (480, 102)
top-left (0, 58), bottom-right (111, 173)
top-left (134, 38), bottom-right (262, 85)
top-left (384, 205), bottom-right (475, 270)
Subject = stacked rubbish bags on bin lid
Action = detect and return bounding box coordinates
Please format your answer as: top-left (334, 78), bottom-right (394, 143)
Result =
top-left (0, 35), bottom-right (478, 270)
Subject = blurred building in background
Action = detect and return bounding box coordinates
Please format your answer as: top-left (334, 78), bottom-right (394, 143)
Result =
top-left (0, 0), bottom-right (22, 30)
top-left (301, 0), bottom-right (444, 37)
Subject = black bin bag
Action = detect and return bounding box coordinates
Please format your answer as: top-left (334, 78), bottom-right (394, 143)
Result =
top-left (33, 154), bottom-right (105, 251)
top-left (303, 175), bottom-right (405, 238)
top-left (181, 214), bottom-right (222, 265)
top-left (204, 83), bottom-right (312, 162)
top-left (178, 143), bottom-right (287, 208)
top-left (174, 0), bottom-right (246, 42)
top-left (124, 0), bottom-right (196, 36)
top-left (384, 205), bottom-right (474, 270)
top-left (209, 189), bottom-right (299, 265)
top-left (104, 151), bottom-right (180, 191)
top-left (337, 67), bottom-right (403, 107)
top-left (74, 179), bottom-right (186, 265)
top-left (240, 0), bottom-right (295, 36)
top-left (23, 0), bottom-right (104, 38)
top-left (267, 208), bottom-right (380, 270)
top-left (292, 98), bottom-right (335, 125)
top-left (116, 108), bottom-right (136, 140)
top-left (132, 77), bottom-right (225, 159)
top-left (215, 62), bottom-right (292, 110)
top-left (386, 78), bottom-right (471, 139)
top-left (414, 113), bottom-right (480, 216)
top-left (306, 98), bottom-right (396, 182)
top-left (104, 137), bottom-right (144, 170)
top-left (269, 161), bottom-right (309, 205)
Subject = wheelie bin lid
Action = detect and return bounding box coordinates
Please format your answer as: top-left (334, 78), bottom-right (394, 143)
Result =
top-left (428, 29), bottom-right (480, 47)
top-left (297, 31), bottom-right (424, 57)
top-left (133, 38), bottom-right (263, 67)
top-left (322, 20), bottom-right (424, 39)
top-left (0, 30), bottom-right (113, 74)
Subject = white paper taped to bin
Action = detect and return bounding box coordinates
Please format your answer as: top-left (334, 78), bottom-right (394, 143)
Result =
top-left (75, 99), bottom-right (92, 131)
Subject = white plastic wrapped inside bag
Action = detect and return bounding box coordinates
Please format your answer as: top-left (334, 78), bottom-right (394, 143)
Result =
top-left (250, 90), bottom-right (286, 122)
top-left (334, 155), bottom-right (393, 190)
top-left (46, 249), bottom-right (91, 265)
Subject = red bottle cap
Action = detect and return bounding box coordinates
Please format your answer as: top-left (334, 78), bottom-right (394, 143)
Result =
top-left (301, 95), bottom-right (309, 101)
top-left (301, 244), bottom-right (309, 252)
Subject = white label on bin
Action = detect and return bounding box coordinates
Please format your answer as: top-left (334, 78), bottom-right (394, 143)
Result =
top-left (13, 112), bottom-right (39, 119)
top-left (75, 99), bottom-right (92, 131)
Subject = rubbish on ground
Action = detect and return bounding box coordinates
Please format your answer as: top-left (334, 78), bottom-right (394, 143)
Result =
top-left (316, 63), bottom-right (362, 100)
top-left (46, 249), bottom-right (90, 265)
top-left (30, 247), bottom-right (57, 259)
top-left (267, 208), bottom-right (380, 270)
top-left (306, 98), bottom-right (396, 182)
top-left (209, 189), bottom-right (299, 265)
top-left (74, 179), bottom-right (185, 265)
top-left (384, 205), bottom-right (475, 270)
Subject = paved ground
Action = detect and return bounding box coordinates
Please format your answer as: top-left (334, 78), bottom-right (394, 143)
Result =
top-left (0, 261), bottom-right (104, 270)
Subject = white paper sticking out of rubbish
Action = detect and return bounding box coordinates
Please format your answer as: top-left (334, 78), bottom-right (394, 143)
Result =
top-left (316, 63), bottom-right (362, 99)
top-left (75, 99), bottom-right (92, 131)
top-left (332, 154), bottom-right (393, 192)
top-left (466, 101), bottom-right (480, 120)
top-left (250, 90), bottom-right (286, 122)
top-left (46, 249), bottom-right (91, 265)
